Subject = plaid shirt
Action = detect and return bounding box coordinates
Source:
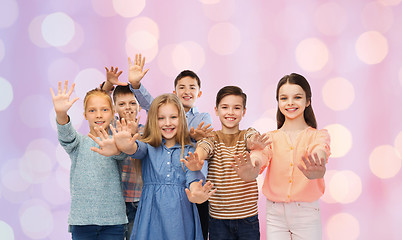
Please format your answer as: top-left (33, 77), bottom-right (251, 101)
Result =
top-left (120, 123), bottom-right (144, 202)
top-left (121, 156), bottom-right (143, 202)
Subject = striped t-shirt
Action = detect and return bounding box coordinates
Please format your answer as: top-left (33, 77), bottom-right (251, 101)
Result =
top-left (197, 128), bottom-right (259, 219)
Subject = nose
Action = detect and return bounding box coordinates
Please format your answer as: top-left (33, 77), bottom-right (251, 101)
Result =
top-left (96, 110), bottom-right (102, 118)
top-left (165, 118), bottom-right (171, 125)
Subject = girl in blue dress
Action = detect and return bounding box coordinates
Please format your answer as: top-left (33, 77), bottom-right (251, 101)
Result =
top-left (92, 93), bottom-right (215, 240)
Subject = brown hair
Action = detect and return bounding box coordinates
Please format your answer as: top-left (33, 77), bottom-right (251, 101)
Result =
top-left (215, 85), bottom-right (247, 109)
top-left (276, 73), bottom-right (317, 129)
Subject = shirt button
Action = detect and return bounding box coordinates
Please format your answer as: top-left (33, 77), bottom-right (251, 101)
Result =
top-left (289, 179), bottom-right (292, 183)
top-left (290, 163), bottom-right (293, 166)
top-left (167, 174), bottom-right (170, 177)
top-left (167, 152), bottom-right (171, 154)
top-left (290, 147), bottom-right (293, 150)
top-left (288, 195), bottom-right (290, 198)
top-left (167, 162), bottom-right (170, 165)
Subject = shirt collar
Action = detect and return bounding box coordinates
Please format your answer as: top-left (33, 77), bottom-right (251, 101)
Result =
top-left (186, 106), bottom-right (199, 117)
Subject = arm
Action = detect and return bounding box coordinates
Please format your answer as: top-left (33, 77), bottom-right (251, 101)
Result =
top-left (128, 53), bottom-right (149, 89)
top-left (102, 66), bottom-right (126, 92)
top-left (232, 152), bottom-right (262, 182)
top-left (88, 126), bottom-right (121, 157)
top-left (298, 152), bottom-right (326, 179)
top-left (50, 80), bottom-right (79, 125)
top-left (129, 82), bottom-right (153, 112)
top-left (112, 118), bottom-right (139, 155)
top-left (180, 146), bottom-right (209, 171)
top-left (189, 121), bottom-right (214, 142)
top-left (185, 180), bottom-right (216, 204)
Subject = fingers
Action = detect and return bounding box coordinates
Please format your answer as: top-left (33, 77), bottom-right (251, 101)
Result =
top-left (62, 80), bottom-right (68, 94)
top-left (50, 87), bottom-right (56, 98)
top-left (90, 146), bottom-right (102, 154)
top-left (128, 57), bottom-right (132, 67)
top-left (185, 188), bottom-right (192, 199)
top-left (105, 66), bottom-right (110, 72)
top-left (88, 133), bottom-right (102, 146)
top-left (110, 124), bottom-right (117, 135)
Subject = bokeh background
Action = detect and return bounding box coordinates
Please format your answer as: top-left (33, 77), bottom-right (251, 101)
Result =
top-left (1, 0), bottom-right (402, 239)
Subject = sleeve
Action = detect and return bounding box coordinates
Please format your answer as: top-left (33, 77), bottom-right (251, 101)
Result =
top-left (306, 129), bottom-right (331, 161)
top-left (196, 135), bottom-right (216, 160)
top-left (57, 119), bottom-right (80, 155)
top-left (129, 84), bottom-right (153, 112)
top-left (129, 140), bottom-right (148, 160)
top-left (184, 146), bottom-right (206, 187)
top-left (112, 152), bottom-right (129, 161)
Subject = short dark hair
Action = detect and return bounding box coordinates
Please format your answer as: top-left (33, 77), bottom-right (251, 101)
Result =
top-left (174, 70), bottom-right (201, 88)
top-left (215, 86), bottom-right (247, 108)
top-left (112, 85), bottom-right (133, 103)
top-left (276, 73), bottom-right (317, 129)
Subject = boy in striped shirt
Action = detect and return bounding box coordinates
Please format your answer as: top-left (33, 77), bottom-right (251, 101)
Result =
top-left (182, 86), bottom-right (263, 240)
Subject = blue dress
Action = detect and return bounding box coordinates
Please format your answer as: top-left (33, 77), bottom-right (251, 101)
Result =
top-left (129, 140), bottom-right (204, 240)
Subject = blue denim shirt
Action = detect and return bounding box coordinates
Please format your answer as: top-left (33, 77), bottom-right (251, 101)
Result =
top-left (129, 84), bottom-right (212, 175)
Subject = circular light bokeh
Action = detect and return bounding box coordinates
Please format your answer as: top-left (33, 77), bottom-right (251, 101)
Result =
top-left (369, 145), bottom-right (401, 179)
top-left (0, 221), bottom-right (14, 240)
top-left (91, 0), bottom-right (116, 17)
top-left (41, 12), bottom-right (75, 47)
top-left (172, 41), bottom-right (206, 72)
top-left (202, 0), bottom-right (236, 21)
top-left (328, 170), bottom-right (362, 204)
top-left (355, 31), bottom-right (388, 65)
top-left (326, 213), bottom-right (360, 240)
top-left (0, 0), bottom-right (19, 28)
top-left (19, 199), bottom-right (54, 239)
top-left (0, 39), bottom-right (5, 62)
top-left (361, 2), bottom-right (393, 33)
top-left (322, 77), bottom-right (355, 111)
top-left (29, 15), bottom-right (50, 48)
top-left (113, 0), bottom-right (145, 18)
top-left (324, 124), bottom-right (353, 158)
top-left (125, 31), bottom-right (158, 62)
top-left (0, 77), bottom-right (13, 111)
top-left (19, 95), bottom-right (51, 128)
top-left (295, 38), bottom-right (329, 72)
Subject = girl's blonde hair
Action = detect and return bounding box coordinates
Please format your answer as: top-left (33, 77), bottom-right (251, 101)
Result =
top-left (83, 88), bottom-right (114, 112)
top-left (142, 93), bottom-right (191, 148)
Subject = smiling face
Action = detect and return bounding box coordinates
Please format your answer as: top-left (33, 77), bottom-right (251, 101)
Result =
top-left (84, 95), bottom-right (114, 135)
top-left (278, 83), bottom-right (310, 122)
top-left (215, 94), bottom-right (246, 134)
top-left (114, 93), bottom-right (139, 121)
top-left (157, 103), bottom-right (180, 147)
top-left (173, 76), bottom-right (202, 112)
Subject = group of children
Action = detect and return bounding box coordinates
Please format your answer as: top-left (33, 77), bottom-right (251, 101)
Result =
top-left (51, 54), bottom-right (330, 240)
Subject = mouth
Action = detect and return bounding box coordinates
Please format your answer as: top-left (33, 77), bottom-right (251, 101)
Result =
top-left (95, 121), bottom-right (105, 126)
top-left (182, 96), bottom-right (192, 101)
top-left (162, 127), bottom-right (175, 133)
top-left (225, 117), bottom-right (236, 121)
top-left (286, 107), bottom-right (298, 112)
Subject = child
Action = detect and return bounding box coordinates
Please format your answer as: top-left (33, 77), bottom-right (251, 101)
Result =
top-left (239, 73), bottom-right (331, 240)
top-left (127, 54), bottom-right (213, 239)
top-left (111, 84), bottom-right (144, 240)
top-left (92, 93), bottom-right (216, 240)
top-left (50, 81), bottom-right (127, 239)
top-left (182, 86), bottom-right (262, 240)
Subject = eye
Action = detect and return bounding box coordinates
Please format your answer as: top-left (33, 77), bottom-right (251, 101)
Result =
top-left (118, 103), bottom-right (124, 106)
top-left (88, 109), bottom-right (94, 112)
top-left (171, 116), bottom-right (178, 119)
top-left (158, 117), bottom-right (164, 120)
top-left (130, 102), bottom-right (137, 105)
top-left (295, 96), bottom-right (302, 99)
top-left (103, 108), bottom-right (109, 112)
top-left (280, 97), bottom-right (287, 101)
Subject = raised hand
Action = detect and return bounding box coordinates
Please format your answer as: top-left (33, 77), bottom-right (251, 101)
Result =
top-left (186, 180), bottom-right (216, 204)
top-left (298, 153), bottom-right (326, 179)
top-left (181, 152), bottom-right (204, 171)
top-left (50, 80), bottom-right (79, 125)
top-left (112, 118), bottom-right (139, 155)
top-left (125, 112), bottom-right (141, 135)
top-left (89, 126), bottom-right (120, 156)
top-left (247, 133), bottom-right (271, 151)
top-left (231, 152), bottom-right (261, 182)
top-left (189, 122), bottom-right (213, 141)
top-left (128, 53), bottom-right (149, 89)
top-left (105, 66), bottom-right (126, 86)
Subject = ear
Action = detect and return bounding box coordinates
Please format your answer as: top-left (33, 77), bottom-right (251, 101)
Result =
top-left (138, 105), bottom-right (142, 111)
top-left (83, 112), bottom-right (88, 120)
top-left (242, 107), bottom-right (247, 117)
top-left (306, 99), bottom-right (311, 108)
top-left (215, 106), bottom-right (219, 116)
top-left (197, 90), bottom-right (202, 98)
top-left (173, 90), bottom-right (177, 95)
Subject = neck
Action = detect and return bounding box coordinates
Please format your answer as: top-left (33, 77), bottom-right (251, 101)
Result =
top-left (281, 117), bottom-right (309, 132)
top-left (184, 106), bottom-right (191, 113)
top-left (221, 125), bottom-right (240, 134)
top-left (164, 139), bottom-right (176, 148)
